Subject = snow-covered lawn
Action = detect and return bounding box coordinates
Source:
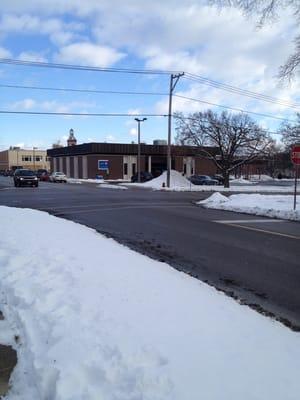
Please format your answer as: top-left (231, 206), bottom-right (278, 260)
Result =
top-left (125, 170), bottom-right (299, 193)
top-left (199, 193), bottom-right (300, 221)
top-left (1, 206), bottom-right (300, 399)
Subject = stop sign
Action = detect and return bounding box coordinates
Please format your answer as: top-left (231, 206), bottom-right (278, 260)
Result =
top-left (291, 144), bottom-right (300, 165)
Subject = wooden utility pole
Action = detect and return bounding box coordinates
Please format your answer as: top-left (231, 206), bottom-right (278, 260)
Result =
top-left (167, 73), bottom-right (184, 188)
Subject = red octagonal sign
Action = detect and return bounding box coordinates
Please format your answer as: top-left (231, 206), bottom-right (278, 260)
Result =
top-left (291, 144), bottom-right (300, 165)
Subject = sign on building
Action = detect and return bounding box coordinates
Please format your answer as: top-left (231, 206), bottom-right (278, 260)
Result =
top-left (98, 160), bottom-right (109, 170)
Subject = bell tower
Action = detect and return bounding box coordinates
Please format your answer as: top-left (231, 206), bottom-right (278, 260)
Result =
top-left (67, 129), bottom-right (77, 146)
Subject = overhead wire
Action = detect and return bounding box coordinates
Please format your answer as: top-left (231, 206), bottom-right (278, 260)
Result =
top-left (0, 83), bottom-right (168, 96)
top-left (173, 114), bottom-right (282, 136)
top-left (0, 58), bottom-right (181, 75)
top-left (0, 110), bottom-right (167, 117)
top-left (173, 94), bottom-right (298, 123)
top-left (0, 58), bottom-right (297, 129)
top-left (183, 73), bottom-right (300, 110)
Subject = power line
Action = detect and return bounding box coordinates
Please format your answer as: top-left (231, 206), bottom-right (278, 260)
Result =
top-left (173, 94), bottom-right (297, 123)
top-left (183, 73), bottom-right (300, 110)
top-left (1, 58), bottom-right (299, 110)
top-left (0, 58), bottom-right (181, 76)
top-left (173, 114), bottom-right (282, 136)
top-left (0, 110), bottom-right (167, 117)
top-left (0, 83), bottom-right (168, 96)
top-left (1, 58), bottom-right (297, 124)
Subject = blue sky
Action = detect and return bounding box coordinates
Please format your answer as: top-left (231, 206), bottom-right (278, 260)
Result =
top-left (0, 0), bottom-right (299, 150)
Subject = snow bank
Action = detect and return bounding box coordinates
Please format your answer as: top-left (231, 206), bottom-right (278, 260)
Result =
top-left (142, 170), bottom-right (193, 189)
top-left (126, 171), bottom-right (297, 193)
top-left (249, 174), bottom-right (274, 181)
top-left (200, 192), bottom-right (229, 205)
top-left (199, 193), bottom-right (300, 221)
top-left (1, 206), bottom-right (300, 400)
top-left (230, 177), bottom-right (255, 184)
top-left (97, 183), bottom-right (128, 190)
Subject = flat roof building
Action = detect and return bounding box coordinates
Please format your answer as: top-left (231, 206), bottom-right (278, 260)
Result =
top-left (47, 142), bottom-right (217, 180)
top-left (0, 147), bottom-right (50, 172)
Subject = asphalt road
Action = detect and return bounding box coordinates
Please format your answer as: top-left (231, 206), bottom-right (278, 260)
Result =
top-left (1, 176), bottom-right (300, 329)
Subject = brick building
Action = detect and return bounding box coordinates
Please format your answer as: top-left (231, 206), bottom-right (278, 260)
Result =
top-left (47, 142), bottom-right (217, 180)
top-left (0, 147), bottom-right (50, 172)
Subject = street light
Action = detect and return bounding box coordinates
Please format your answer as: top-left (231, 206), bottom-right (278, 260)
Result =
top-left (134, 118), bottom-right (147, 183)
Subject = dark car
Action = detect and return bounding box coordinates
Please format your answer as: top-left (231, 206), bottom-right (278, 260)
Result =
top-left (14, 169), bottom-right (39, 187)
top-left (131, 172), bottom-right (153, 183)
top-left (188, 175), bottom-right (218, 185)
top-left (211, 174), bottom-right (224, 185)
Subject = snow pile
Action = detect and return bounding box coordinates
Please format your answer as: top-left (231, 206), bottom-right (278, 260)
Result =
top-left (200, 192), bottom-right (229, 205)
top-left (68, 178), bottom-right (104, 184)
top-left (230, 177), bottom-right (255, 184)
top-left (126, 171), bottom-right (297, 193)
top-left (1, 207), bottom-right (300, 400)
top-left (199, 193), bottom-right (300, 221)
top-left (97, 183), bottom-right (128, 190)
top-left (142, 170), bottom-right (193, 190)
top-left (249, 174), bottom-right (274, 182)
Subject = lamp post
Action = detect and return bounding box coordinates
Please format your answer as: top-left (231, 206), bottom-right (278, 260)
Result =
top-left (134, 118), bottom-right (147, 183)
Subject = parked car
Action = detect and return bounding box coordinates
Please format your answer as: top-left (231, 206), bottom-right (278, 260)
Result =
top-left (131, 172), bottom-right (153, 183)
top-left (211, 174), bottom-right (224, 185)
top-left (188, 175), bottom-right (218, 185)
top-left (14, 169), bottom-right (38, 187)
top-left (39, 172), bottom-right (50, 182)
top-left (49, 172), bottom-right (67, 183)
top-left (36, 169), bottom-right (50, 181)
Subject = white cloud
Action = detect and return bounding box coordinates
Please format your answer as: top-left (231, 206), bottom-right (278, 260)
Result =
top-left (10, 98), bottom-right (36, 110)
top-left (104, 134), bottom-right (116, 142)
top-left (0, 13), bottom-right (84, 46)
top-left (54, 42), bottom-right (126, 67)
top-left (18, 51), bottom-right (47, 62)
top-left (127, 109), bottom-right (141, 116)
top-left (0, 46), bottom-right (12, 58)
top-left (129, 128), bottom-right (137, 136)
top-left (1, 1), bottom-right (299, 132)
top-left (7, 98), bottom-right (96, 116)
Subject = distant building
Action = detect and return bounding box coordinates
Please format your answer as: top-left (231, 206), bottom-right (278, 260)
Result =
top-left (0, 147), bottom-right (50, 172)
top-left (67, 129), bottom-right (77, 147)
top-left (47, 141), bottom-right (217, 180)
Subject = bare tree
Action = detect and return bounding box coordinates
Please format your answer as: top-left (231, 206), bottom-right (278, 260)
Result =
top-left (279, 113), bottom-right (300, 148)
top-left (175, 110), bottom-right (273, 187)
top-left (211, 0), bottom-right (300, 80)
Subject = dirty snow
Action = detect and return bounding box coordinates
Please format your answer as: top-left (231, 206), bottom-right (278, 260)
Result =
top-left (199, 193), bottom-right (300, 221)
top-left (97, 183), bottom-right (128, 190)
top-left (1, 206), bottom-right (300, 400)
top-left (143, 170), bottom-right (193, 189)
top-left (125, 170), bottom-right (299, 193)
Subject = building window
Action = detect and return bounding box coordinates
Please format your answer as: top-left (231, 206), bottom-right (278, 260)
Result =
top-left (183, 164), bottom-right (187, 175)
top-left (22, 155), bottom-right (32, 162)
top-left (132, 163), bottom-right (136, 175)
top-left (35, 156), bottom-right (43, 162)
top-left (191, 167), bottom-right (194, 175)
top-left (124, 163), bottom-right (128, 175)
top-left (46, 156), bottom-right (51, 162)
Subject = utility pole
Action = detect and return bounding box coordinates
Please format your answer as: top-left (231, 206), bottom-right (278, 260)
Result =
top-left (167, 72), bottom-right (184, 188)
top-left (135, 117), bottom-right (147, 183)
